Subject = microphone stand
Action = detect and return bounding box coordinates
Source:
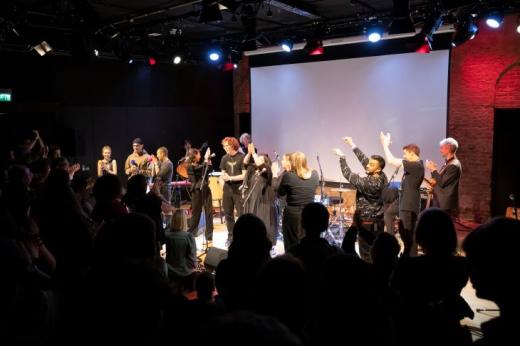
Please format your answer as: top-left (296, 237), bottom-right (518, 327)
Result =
top-left (316, 153), bottom-right (326, 202)
top-left (243, 169), bottom-right (264, 208)
top-left (198, 159), bottom-right (211, 256)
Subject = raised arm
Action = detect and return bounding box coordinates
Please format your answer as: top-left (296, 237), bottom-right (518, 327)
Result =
top-left (343, 137), bottom-right (369, 167)
top-left (380, 132), bottom-right (402, 167)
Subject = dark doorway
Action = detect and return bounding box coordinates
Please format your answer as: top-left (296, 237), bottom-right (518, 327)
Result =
top-left (491, 109), bottom-right (520, 217)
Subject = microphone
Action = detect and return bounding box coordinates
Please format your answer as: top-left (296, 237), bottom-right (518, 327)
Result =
top-left (256, 167), bottom-right (267, 175)
top-left (131, 159), bottom-right (137, 166)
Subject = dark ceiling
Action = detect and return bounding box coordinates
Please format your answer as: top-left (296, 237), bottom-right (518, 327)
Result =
top-left (0, 0), bottom-right (519, 63)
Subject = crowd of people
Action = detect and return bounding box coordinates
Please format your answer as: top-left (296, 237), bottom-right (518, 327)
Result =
top-left (1, 129), bottom-right (518, 345)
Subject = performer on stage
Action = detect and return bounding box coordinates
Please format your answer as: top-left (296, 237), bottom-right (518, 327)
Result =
top-left (333, 137), bottom-right (387, 262)
top-left (380, 133), bottom-right (424, 257)
top-left (97, 145), bottom-right (117, 177)
top-left (243, 144), bottom-right (276, 246)
top-left (152, 146), bottom-right (173, 203)
top-left (220, 137), bottom-right (246, 246)
top-left (124, 138), bottom-right (152, 179)
top-left (187, 148), bottom-right (214, 242)
top-left (426, 138), bottom-right (462, 218)
top-left (278, 152), bottom-right (319, 252)
top-left (239, 133), bottom-right (253, 154)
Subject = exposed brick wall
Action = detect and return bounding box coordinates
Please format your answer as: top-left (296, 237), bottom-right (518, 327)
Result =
top-left (449, 14), bottom-right (520, 222)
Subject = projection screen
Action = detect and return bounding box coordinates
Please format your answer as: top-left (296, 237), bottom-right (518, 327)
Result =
top-left (251, 50), bottom-right (449, 183)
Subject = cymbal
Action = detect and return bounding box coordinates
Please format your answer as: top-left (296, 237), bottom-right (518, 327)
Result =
top-left (331, 188), bottom-right (354, 192)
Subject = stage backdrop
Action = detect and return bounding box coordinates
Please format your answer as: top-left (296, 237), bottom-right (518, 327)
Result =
top-left (251, 50), bottom-right (449, 182)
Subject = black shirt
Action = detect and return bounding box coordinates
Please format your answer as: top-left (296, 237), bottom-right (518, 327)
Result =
top-left (400, 160), bottom-right (425, 213)
top-left (219, 152), bottom-right (245, 185)
top-left (188, 162), bottom-right (212, 192)
top-left (278, 170), bottom-right (319, 207)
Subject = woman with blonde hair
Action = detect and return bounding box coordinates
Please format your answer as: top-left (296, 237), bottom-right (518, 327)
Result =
top-left (97, 145), bottom-right (117, 177)
top-left (278, 151), bottom-right (319, 251)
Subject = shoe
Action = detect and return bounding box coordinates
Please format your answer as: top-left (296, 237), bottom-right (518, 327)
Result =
top-left (270, 247), bottom-right (278, 258)
top-left (225, 239), bottom-right (232, 248)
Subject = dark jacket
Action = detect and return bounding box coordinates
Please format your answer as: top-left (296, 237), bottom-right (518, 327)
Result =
top-left (431, 158), bottom-right (461, 212)
top-left (340, 147), bottom-right (387, 220)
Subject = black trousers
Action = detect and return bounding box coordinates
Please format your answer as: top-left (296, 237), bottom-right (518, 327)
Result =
top-left (399, 210), bottom-right (418, 257)
top-left (222, 183), bottom-right (243, 240)
top-left (188, 186), bottom-right (214, 241)
top-left (384, 200), bottom-right (399, 233)
top-left (282, 205), bottom-right (304, 252)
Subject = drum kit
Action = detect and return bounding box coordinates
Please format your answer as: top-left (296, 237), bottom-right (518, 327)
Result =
top-left (319, 186), bottom-right (354, 246)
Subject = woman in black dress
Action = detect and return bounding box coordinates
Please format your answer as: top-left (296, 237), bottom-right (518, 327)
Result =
top-left (187, 148), bottom-right (214, 242)
top-left (242, 144), bottom-right (276, 246)
top-left (278, 152), bottom-right (319, 252)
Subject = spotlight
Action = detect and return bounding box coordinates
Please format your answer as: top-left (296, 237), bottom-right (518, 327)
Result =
top-left (281, 40), bottom-right (293, 52)
top-left (304, 38), bottom-right (324, 55)
top-left (128, 59), bottom-right (134, 64)
top-left (208, 49), bottom-right (222, 62)
top-left (368, 32), bottom-right (382, 42)
top-left (148, 56), bottom-right (157, 66)
top-left (33, 41), bottom-right (53, 56)
top-left (173, 55), bottom-right (182, 64)
top-left (451, 16), bottom-right (479, 47)
top-left (410, 13), bottom-right (443, 53)
top-left (485, 11), bottom-right (504, 29)
top-left (517, 18), bottom-right (520, 34)
top-left (233, 63), bottom-right (238, 69)
top-left (93, 49), bottom-right (99, 57)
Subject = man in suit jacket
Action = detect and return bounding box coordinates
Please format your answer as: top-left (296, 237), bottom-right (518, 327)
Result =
top-left (426, 138), bottom-right (462, 218)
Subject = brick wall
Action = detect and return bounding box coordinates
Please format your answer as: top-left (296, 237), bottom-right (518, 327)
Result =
top-left (449, 14), bottom-right (520, 221)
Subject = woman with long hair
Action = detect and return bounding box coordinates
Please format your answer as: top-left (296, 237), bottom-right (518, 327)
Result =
top-left (187, 148), bottom-right (214, 242)
top-left (277, 152), bottom-right (319, 252)
top-left (242, 143), bottom-right (276, 246)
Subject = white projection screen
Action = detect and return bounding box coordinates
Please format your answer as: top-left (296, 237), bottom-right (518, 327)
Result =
top-left (251, 50), bottom-right (449, 183)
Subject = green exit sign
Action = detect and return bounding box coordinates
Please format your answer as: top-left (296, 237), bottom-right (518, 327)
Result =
top-left (0, 89), bottom-right (12, 102)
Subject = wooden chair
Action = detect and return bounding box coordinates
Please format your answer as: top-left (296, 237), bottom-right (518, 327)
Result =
top-left (209, 175), bottom-right (224, 223)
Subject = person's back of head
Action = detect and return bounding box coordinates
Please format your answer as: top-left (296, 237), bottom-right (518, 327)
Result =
top-left (463, 217), bottom-right (520, 306)
top-left (195, 271), bottom-right (215, 303)
top-left (371, 232), bottom-right (400, 265)
top-left (416, 208), bottom-right (457, 257)
top-left (94, 213), bottom-right (157, 266)
top-left (229, 213), bottom-right (271, 261)
top-left (301, 202), bottom-right (329, 238)
top-left (93, 174), bottom-right (122, 204)
top-left (125, 174), bottom-right (147, 199)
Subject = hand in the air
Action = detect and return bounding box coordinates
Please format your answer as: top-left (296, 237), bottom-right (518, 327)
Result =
top-left (380, 131), bottom-right (391, 147)
top-left (204, 148), bottom-right (211, 161)
top-left (343, 137), bottom-right (355, 147)
top-left (332, 148), bottom-right (345, 157)
top-left (425, 160), bottom-right (437, 171)
top-left (247, 143), bottom-right (255, 155)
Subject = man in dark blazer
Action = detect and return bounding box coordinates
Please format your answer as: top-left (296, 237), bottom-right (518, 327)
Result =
top-left (426, 138), bottom-right (462, 218)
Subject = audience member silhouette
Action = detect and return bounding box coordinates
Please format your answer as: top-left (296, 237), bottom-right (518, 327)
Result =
top-left (390, 208), bottom-right (473, 346)
top-left (463, 217), bottom-right (520, 346)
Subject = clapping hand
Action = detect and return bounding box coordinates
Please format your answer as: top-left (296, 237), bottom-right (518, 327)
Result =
top-left (204, 147), bottom-right (211, 161)
top-left (425, 160), bottom-right (437, 171)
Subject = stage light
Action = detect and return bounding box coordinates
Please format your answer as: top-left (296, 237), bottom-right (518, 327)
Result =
top-left (208, 49), bottom-right (222, 62)
top-left (410, 13), bottom-right (443, 54)
top-left (367, 24), bottom-right (385, 43)
top-left (173, 55), bottom-right (182, 64)
top-left (304, 38), bottom-right (324, 55)
top-left (233, 63), bottom-right (238, 69)
top-left (516, 16), bottom-right (520, 34)
top-left (93, 49), bottom-right (99, 57)
top-left (485, 12), bottom-right (504, 29)
top-left (281, 40), bottom-right (293, 52)
top-left (368, 31), bottom-right (382, 42)
top-left (33, 41), bottom-right (53, 56)
top-left (148, 56), bottom-right (157, 66)
top-left (128, 59), bottom-right (134, 64)
top-left (451, 17), bottom-right (479, 47)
